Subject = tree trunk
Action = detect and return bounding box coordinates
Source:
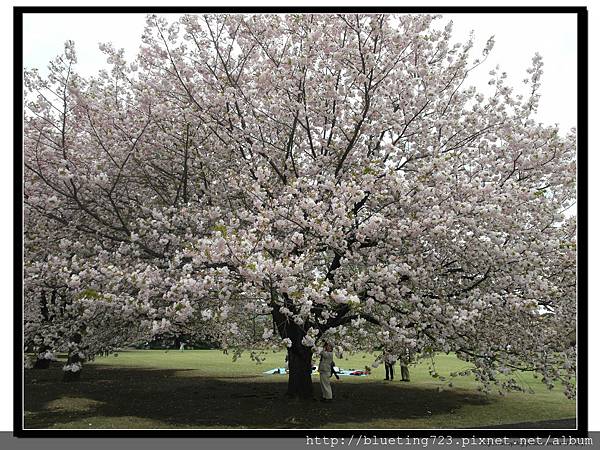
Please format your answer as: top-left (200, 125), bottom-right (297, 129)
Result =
top-left (33, 357), bottom-right (50, 369)
top-left (271, 291), bottom-right (314, 399)
top-left (286, 344), bottom-right (313, 399)
top-left (33, 344), bottom-right (50, 369)
top-left (62, 333), bottom-right (83, 382)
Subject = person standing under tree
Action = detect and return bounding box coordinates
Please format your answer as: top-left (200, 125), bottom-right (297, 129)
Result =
top-left (400, 349), bottom-right (411, 382)
top-left (318, 343), bottom-right (335, 402)
top-left (384, 353), bottom-right (396, 381)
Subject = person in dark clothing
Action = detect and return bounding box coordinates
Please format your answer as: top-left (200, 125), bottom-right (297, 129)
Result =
top-left (385, 361), bottom-right (395, 380)
top-left (384, 353), bottom-right (396, 380)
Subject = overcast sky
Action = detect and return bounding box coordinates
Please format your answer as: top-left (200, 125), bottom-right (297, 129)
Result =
top-left (23, 12), bottom-right (577, 133)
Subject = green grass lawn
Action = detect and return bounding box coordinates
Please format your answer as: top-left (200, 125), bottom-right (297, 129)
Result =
top-left (24, 350), bottom-right (575, 429)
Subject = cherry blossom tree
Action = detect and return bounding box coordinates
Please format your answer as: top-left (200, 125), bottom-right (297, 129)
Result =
top-left (24, 13), bottom-right (576, 397)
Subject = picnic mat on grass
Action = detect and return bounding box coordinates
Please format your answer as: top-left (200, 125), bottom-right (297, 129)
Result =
top-left (263, 367), bottom-right (370, 376)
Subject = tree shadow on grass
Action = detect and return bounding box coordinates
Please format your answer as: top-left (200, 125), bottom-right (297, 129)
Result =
top-left (24, 363), bottom-right (490, 429)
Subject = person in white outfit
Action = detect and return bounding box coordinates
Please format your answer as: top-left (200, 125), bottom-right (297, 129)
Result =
top-left (318, 343), bottom-right (335, 402)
